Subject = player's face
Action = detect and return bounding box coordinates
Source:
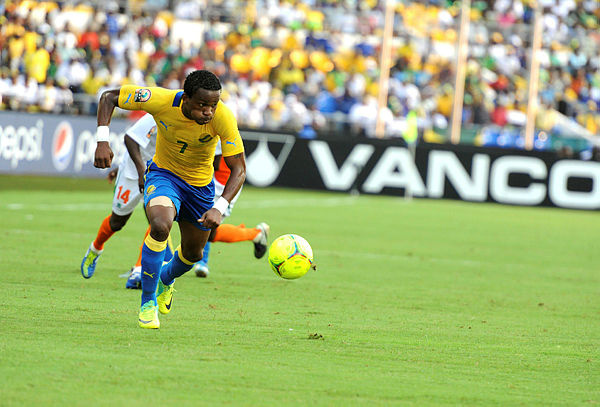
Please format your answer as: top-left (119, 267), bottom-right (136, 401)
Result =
top-left (182, 89), bottom-right (221, 125)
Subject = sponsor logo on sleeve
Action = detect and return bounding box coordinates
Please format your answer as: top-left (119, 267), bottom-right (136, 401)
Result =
top-left (134, 89), bottom-right (152, 102)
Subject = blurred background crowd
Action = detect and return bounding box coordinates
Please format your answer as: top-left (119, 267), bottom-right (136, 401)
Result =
top-left (0, 0), bottom-right (598, 153)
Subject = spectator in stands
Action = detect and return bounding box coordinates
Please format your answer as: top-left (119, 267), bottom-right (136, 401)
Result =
top-left (0, 0), bottom-right (598, 149)
top-left (5, 73), bottom-right (26, 110)
top-left (0, 69), bottom-right (11, 109)
top-left (38, 77), bottom-right (59, 113)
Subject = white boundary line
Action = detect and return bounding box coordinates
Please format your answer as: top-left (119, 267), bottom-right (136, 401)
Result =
top-left (3, 197), bottom-right (360, 211)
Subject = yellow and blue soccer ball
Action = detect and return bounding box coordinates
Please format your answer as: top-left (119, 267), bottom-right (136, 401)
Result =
top-left (268, 234), bottom-right (315, 279)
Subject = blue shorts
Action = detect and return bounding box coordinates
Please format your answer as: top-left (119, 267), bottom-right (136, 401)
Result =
top-left (143, 160), bottom-right (215, 231)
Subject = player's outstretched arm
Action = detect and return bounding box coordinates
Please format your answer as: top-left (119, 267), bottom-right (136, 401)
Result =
top-left (198, 152), bottom-right (246, 229)
top-left (94, 89), bottom-right (121, 169)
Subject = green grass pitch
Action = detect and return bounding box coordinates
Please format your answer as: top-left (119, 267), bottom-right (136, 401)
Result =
top-left (1, 175), bottom-right (598, 406)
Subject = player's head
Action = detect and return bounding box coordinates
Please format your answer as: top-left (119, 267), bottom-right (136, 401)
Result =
top-left (181, 70), bottom-right (222, 125)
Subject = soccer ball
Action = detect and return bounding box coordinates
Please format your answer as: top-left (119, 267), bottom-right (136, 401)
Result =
top-left (268, 234), bottom-right (315, 279)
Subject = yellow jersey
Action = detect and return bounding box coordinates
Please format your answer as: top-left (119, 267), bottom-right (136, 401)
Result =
top-left (117, 85), bottom-right (244, 186)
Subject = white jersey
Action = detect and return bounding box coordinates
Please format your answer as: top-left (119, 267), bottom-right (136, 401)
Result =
top-left (111, 114), bottom-right (157, 216)
top-left (214, 137), bottom-right (222, 157)
top-left (117, 113), bottom-right (157, 179)
top-left (213, 136), bottom-right (241, 217)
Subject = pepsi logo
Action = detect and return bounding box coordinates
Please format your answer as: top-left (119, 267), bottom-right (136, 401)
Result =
top-left (52, 121), bottom-right (74, 172)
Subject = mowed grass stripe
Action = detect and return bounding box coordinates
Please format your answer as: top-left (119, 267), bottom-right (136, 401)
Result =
top-left (0, 176), bottom-right (598, 406)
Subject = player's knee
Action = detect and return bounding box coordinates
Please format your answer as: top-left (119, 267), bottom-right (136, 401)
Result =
top-left (109, 214), bottom-right (129, 232)
top-left (149, 220), bottom-right (171, 241)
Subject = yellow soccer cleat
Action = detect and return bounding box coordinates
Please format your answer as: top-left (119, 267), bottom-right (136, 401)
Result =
top-left (138, 301), bottom-right (160, 329)
top-left (156, 279), bottom-right (174, 315)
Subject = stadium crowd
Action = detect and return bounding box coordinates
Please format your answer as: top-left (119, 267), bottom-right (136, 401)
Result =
top-left (0, 0), bottom-right (598, 146)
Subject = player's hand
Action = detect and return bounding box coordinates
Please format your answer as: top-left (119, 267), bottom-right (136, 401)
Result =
top-left (137, 177), bottom-right (144, 194)
top-left (107, 168), bottom-right (118, 183)
top-left (198, 208), bottom-right (222, 229)
top-left (94, 141), bottom-right (114, 169)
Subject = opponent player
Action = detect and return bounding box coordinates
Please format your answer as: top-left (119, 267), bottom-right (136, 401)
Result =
top-left (94, 70), bottom-right (245, 329)
top-left (80, 113), bottom-right (173, 280)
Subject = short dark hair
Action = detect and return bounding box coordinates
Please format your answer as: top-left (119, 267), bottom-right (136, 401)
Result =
top-left (183, 70), bottom-right (222, 97)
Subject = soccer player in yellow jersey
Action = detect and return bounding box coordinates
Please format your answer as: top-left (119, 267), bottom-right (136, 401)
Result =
top-left (93, 70), bottom-right (246, 329)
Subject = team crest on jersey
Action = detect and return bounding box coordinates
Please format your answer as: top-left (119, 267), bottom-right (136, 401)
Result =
top-left (146, 184), bottom-right (156, 195)
top-left (198, 133), bottom-right (213, 143)
top-left (134, 88), bottom-right (152, 102)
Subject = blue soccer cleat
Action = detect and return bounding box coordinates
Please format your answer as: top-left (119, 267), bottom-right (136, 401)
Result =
top-left (125, 266), bottom-right (141, 289)
top-left (81, 242), bottom-right (103, 279)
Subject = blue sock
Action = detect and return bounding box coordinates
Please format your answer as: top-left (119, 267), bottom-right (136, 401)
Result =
top-left (141, 243), bottom-right (166, 306)
top-left (198, 241), bottom-right (211, 266)
top-left (163, 234), bottom-right (174, 262)
top-left (163, 242), bottom-right (174, 262)
top-left (160, 250), bottom-right (194, 286)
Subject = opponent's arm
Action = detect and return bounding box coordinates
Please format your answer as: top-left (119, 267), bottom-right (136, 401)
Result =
top-left (220, 152), bottom-right (246, 203)
top-left (213, 154), bottom-right (222, 172)
top-left (94, 88), bottom-right (121, 168)
top-left (124, 134), bottom-right (145, 193)
top-left (198, 152), bottom-right (246, 229)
